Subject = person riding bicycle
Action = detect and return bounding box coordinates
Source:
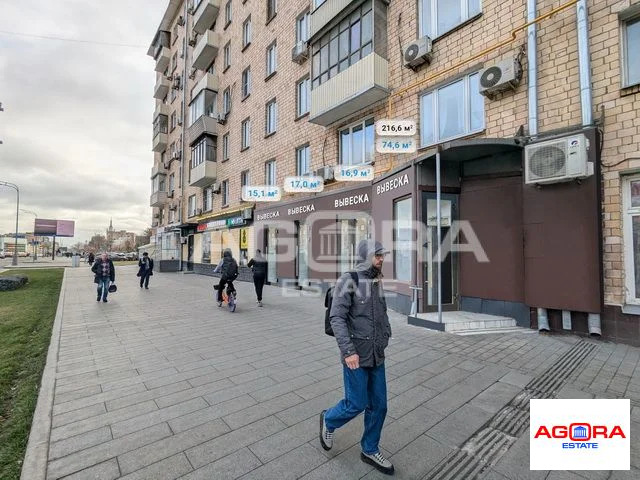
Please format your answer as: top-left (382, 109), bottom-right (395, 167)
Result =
top-left (213, 249), bottom-right (239, 307)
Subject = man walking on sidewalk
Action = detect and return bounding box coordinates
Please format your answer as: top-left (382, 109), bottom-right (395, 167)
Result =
top-left (320, 239), bottom-right (394, 475)
top-left (247, 249), bottom-right (267, 306)
top-left (91, 252), bottom-right (115, 303)
top-left (137, 252), bottom-right (154, 289)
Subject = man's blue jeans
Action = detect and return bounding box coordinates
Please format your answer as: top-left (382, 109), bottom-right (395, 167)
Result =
top-left (324, 363), bottom-right (387, 455)
top-left (97, 277), bottom-right (110, 301)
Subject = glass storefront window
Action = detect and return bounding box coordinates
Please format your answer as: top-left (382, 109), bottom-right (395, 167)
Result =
top-left (202, 231), bottom-right (211, 264)
top-left (394, 197), bottom-right (412, 282)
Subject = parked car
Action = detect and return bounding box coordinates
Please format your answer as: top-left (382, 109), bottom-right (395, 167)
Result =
top-left (0, 251), bottom-right (5, 259)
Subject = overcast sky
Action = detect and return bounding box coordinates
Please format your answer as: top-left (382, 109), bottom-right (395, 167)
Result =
top-left (0, 0), bottom-right (165, 244)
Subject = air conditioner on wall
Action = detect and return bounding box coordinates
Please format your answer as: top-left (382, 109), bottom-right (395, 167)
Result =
top-left (172, 75), bottom-right (181, 90)
top-left (216, 111), bottom-right (228, 125)
top-left (291, 41), bottom-right (308, 64)
top-left (479, 58), bottom-right (523, 98)
top-left (313, 166), bottom-right (334, 183)
top-left (189, 67), bottom-right (197, 79)
top-left (524, 134), bottom-right (593, 185)
top-left (180, 237), bottom-right (188, 243)
top-left (177, 15), bottom-right (185, 26)
top-left (403, 36), bottom-right (433, 70)
top-left (211, 182), bottom-right (221, 194)
top-left (242, 208), bottom-right (253, 220)
top-left (188, 33), bottom-right (198, 47)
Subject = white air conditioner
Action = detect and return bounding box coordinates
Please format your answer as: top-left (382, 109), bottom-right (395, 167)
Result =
top-left (525, 134), bottom-right (592, 185)
top-left (211, 182), bottom-right (221, 194)
top-left (172, 151), bottom-right (181, 160)
top-left (167, 191), bottom-right (174, 199)
top-left (189, 67), bottom-right (197, 79)
top-left (216, 111), bottom-right (228, 125)
top-left (479, 57), bottom-right (523, 98)
top-left (314, 166), bottom-right (334, 182)
top-left (177, 116), bottom-right (183, 126)
top-left (188, 33), bottom-right (198, 47)
top-left (291, 41), bottom-right (308, 64)
top-left (172, 75), bottom-right (181, 90)
top-left (404, 36), bottom-right (433, 70)
top-left (169, 203), bottom-right (177, 210)
top-left (242, 208), bottom-right (253, 220)
top-left (177, 15), bottom-right (185, 26)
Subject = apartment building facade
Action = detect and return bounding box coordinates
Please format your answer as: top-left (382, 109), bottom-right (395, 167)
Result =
top-left (149, 0), bottom-right (640, 345)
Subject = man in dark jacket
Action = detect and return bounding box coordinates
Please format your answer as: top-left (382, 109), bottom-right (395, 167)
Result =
top-left (137, 252), bottom-right (154, 289)
top-left (91, 252), bottom-right (115, 303)
top-left (320, 239), bottom-right (394, 475)
top-left (247, 249), bottom-right (267, 307)
top-left (213, 249), bottom-right (238, 307)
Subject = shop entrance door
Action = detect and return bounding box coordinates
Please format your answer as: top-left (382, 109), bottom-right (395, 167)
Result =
top-left (187, 235), bottom-right (194, 271)
top-left (265, 227), bottom-right (277, 284)
top-left (339, 217), bottom-right (369, 274)
top-left (421, 192), bottom-right (459, 311)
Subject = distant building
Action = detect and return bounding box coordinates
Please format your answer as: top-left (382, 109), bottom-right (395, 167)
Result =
top-left (106, 219), bottom-right (137, 251)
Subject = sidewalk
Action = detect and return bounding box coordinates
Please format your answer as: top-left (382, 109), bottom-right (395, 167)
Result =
top-left (23, 266), bottom-right (640, 480)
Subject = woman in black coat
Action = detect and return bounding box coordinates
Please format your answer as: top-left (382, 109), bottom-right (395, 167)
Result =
top-left (137, 252), bottom-right (154, 289)
top-left (247, 249), bottom-right (268, 307)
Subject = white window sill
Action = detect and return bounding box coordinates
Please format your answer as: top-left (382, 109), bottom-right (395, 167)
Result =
top-left (622, 304), bottom-right (640, 315)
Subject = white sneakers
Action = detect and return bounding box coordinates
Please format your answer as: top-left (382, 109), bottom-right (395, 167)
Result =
top-left (319, 411), bottom-right (333, 450)
top-left (257, 301), bottom-right (263, 307)
top-left (360, 451), bottom-right (395, 475)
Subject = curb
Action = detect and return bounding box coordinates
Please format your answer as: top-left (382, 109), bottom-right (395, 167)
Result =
top-left (20, 268), bottom-right (67, 480)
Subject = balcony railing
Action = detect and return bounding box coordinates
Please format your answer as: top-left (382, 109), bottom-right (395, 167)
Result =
top-left (190, 161), bottom-right (218, 187)
top-left (192, 30), bottom-right (221, 71)
top-left (150, 191), bottom-right (168, 207)
top-left (193, 0), bottom-right (221, 35)
top-left (188, 115), bottom-right (218, 146)
top-left (153, 103), bottom-right (170, 121)
top-left (154, 47), bottom-right (171, 73)
top-left (153, 76), bottom-right (170, 99)
top-left (310, 53), bottom-right (389, 127)
top-left (152, 132), bottom-right (168, 152)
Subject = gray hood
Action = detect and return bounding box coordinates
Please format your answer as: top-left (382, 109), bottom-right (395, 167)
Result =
top-left (356, 239), bottom-right (388, 270)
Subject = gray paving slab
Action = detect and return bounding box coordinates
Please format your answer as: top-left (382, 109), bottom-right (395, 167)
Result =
top-left (49, 426), bottom-right (112, 461)
top-left (58, 459), bottom-right (120, 480)
top-left (379, 405), bottom-right (443, 454)
top-left (238, 443), bottom-right (327, 480)
top-left (118, 453), bottom-right (193, 480)
top-left (178, 448), bottom-right (263, 480)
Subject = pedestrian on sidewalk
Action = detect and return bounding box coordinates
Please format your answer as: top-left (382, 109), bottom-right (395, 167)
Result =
top-left (87, 252), bottom-right (95, 265)
top-left (137, 252), bottom-right (154, 289)
top-left (247, 249), bottom-right (267, 307)
top-left (91, 252), bottom-right (115, 303)
top-left (213, 248), bottom-right (238, 307)
top-left (320, 239), bottom-right (394, 476)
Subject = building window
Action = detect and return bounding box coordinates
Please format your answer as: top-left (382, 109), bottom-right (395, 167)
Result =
top-left (242, 67), bottom-right (251, 98)
top-left (191, 136), bottom-right (216, 168)
top-left (241, 170), bottom-right (250, 189)
top-left (622, 14), bottom-right (640, 87)
top-left (224, 0), bottom-right (232, 27)
top-left (204, 187), bottom-right (213, 211)
top-left (311, 1), bottom-right (373, 88)
top-left (189, 89), bottom-right (217, 126)
top-left (153, 114), bottom-right (168, 137)
top-left (169, 208), bottom-right (175, 224)
top-left (267, 0), bottom-right (277, 22)
top-left (169, 173), bottom-right (175, 193)
top-left (296, 76), bottom-right (310, 117)
top-left (223, 87), bottom-right (231, 114)
top-left (394, 197), bottom-right (412, 282)
top-left (339, 117), bottom-right (374, 166)
top-left (265, 99), bottom-right (277, 135)
top-left (313, 0), bottom-right (326, 8)
top-left (419, 0), bottom-right (482, 39)
top-left (296, 145), bottom-right (311, 176)
top-left (243, 15), bottom-right (252, 48)
top-left (170, 111), bottom-right (177, 132)
top-left (223, 41), bottom-right (231, 71)
top-left (420, 72), bottom-right (484, 146)
top-left (265, 160), bottom-right (276, 185)
top-left (296, 11), bottom-right (309, 43)
top-left (222, 132), bottom-right (230, 161)
top-left (171, 52), bottom-right (178, 72)
top-left (188, 195), bottom-right (197, 217)
top-left (623, 175), bottom-right (640, 303)
top-left (266, 41), bottom-right (277, 78)
top-left (241, 117), bottom-right (251, 150)
top-left (221, 179), bottom-right (229, 206)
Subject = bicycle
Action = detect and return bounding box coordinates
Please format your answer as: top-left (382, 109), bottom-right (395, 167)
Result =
top-left (214, 284), bottom-right (237, 312)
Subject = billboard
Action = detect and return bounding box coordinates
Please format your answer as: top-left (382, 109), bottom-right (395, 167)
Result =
top-left (34, 219), bottom-right (75, 237)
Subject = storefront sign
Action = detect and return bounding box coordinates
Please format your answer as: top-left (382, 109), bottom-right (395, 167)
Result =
top-left (197, 219), bottom-right (227, 232)
top-left (256, 211), bottom-right (280, 221)
top-left (287, 204), bottom-right (315, 216)
top-left (376, 173), bottom-right (410, 195)
top-left (334, 193), bottom-right (370, 208)
top-left (226, 216), bottom-right (245, 227)
top-left (240, 228), bottom-right (249, 249)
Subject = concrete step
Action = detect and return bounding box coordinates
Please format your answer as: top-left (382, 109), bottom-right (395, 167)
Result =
top-left (455, 327), bottom-right (537, 336)
top-left (408, 311), bottom-right (521, 335)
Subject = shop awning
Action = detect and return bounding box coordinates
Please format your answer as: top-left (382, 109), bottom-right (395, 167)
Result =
top-left (415, 137), bottom-right (524, 163)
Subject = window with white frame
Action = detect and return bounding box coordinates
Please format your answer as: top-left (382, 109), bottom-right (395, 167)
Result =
top-left (170, 111), bottom-right (177, 131)
top-left (242, 67), bottom-right (251, 98)
top-left (242, 15), bottom-right (252, 48)
top-left (420, 72), bottom-right (484, 146)
top-left (189, 89), bottom-right (216, 126)
top-left (296, 145), bottom-right (311, 175)
top-left (265, 160), bottom-right (276, 185)
top-left (221, 179), bottom-right (229, 206)
top-left (419, 0), bottom-right (482, 39)
top-left (622, 13), bottom-right (640, 87)
top-left (241, 117), bottom-right (251, 149)
top-left (191, 136), bottom-right (216, 168)
top-left (314, 0), bottom-right (326, 9)
top-left (265, 99), bottom-right (277, 135)
top-left (169, 173), bottom-right (175, 193)
top-left (241, 170), bottom-right (250, 189)
top-left (311, 1), bottom-right (373, 88)
top-left (296, 11), bottom-right (309, 43)
top-left (339, 117), bottom-right (375, 166)
top-left (623, 175), bottom-right (640, 303)
top-left (266, 41), bottom-right (277, 77)
top-left (222, 132), bottom-right (230, 160)
top-left (188, 195), bottom-right (197, 217)
top-left (222, 87), bottom-right (231, 114)
top-left (223, 41), bottom-right (231, 70)
top-left (296, 76), bottom-right (310, 117)
top-left (225, 0), bottom-right (232, 26)
top-left (169, 208), bottom-right (175, 224)
top-left (203, 187), bottom-right (213, 211)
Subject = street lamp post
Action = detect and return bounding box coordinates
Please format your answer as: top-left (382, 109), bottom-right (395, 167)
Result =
top-left (20, 209), bottom-right (38, 260)
top-left (0, 181), bottom-right (20, 266)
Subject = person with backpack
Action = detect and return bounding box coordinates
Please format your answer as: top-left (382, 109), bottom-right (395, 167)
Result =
top-left (213, 248), bottom-right (238, 307)
top-left (320, 239), bottom-right (394, 476)
top-left (247, 249), bottom-right (267, 307)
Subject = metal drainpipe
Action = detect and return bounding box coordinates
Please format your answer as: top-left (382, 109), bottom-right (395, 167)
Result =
top-left (179, 0), bottom-right (189, 271)
top-left (577, 0), bottom-right (602, 335)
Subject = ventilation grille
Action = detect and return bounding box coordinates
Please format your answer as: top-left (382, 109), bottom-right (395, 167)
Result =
top-left (528, 144), bottom-right (567, 180)
top-left (480, 66), bottom-right (503, 88)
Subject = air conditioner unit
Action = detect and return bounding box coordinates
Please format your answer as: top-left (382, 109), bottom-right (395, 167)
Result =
top-left (177, 15), bottom-right (185, 26)
top-left (525, 134), bottom-right (592, 185)
top-left (180, 236), bottom-right (188, 244)
top-left (167, 191), bottom-right (174, 199)
top-left (153, 213), bottom-right (160, 219)
top-left (291, 41), bottom-right (308, 64)
top-left (189, 67), bottom-right (197, 79)
top-left (177, 116), bottom-right (183, 126)
top-left (188, 33), bottom-right (198, 47)
top-left (216, 111), bottom-right (228, 125)
top-left (479, 57), bottom-right (523, 98)
top-left (169, 203), bottom-right (177, 210)
top-left (211, 182), bottom-right (221, 194)
top-left (404, 36), bottom-right (433, 70)
top-left (314, 166), bottom-right (334, 183)
top-left (172, 75), bottom-right (181, 90)
top-left (242, 208), bottom-right (253, 220)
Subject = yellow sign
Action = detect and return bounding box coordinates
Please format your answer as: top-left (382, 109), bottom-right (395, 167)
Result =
top-left (240, 228), bottom-right (249, 249)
